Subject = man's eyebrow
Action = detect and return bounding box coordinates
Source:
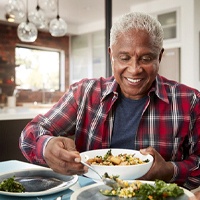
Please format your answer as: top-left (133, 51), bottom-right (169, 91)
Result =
top-left (117, 51), bottom-right (129, 55)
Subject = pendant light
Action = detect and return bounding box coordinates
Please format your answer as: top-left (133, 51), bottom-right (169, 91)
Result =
top-left (39, 0), bottom-right (57, 12)
top-left (17, 0), bottom-right (38, 42)
top-left (28, 0), bottom-right (46, 29)
top-left (49, 0), bottom-right (67, 37)
top-left (5, 0), bottom-right (25, 21)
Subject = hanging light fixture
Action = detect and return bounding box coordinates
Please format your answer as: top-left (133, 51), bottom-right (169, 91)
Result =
top-left (17, 0), bottom-right (38, 42)
top-left (5, 0), bottom-right (25, 22)
top-left (49, 0), bottom-right (67, 37)
top-left (28, 0), bottom-right (47, 29)
top-left (39, 0), bottom-right (57, 12)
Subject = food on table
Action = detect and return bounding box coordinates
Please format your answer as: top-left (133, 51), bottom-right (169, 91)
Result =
top-left (87, 149), bottom-right (149, 166)
top-left (0, 176), bottom-right (25, 193)
top-left (100, 174), bottom-right (184, 199)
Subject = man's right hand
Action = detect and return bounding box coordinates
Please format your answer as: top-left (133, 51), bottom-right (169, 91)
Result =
top-left (44, 136), bottom-right (88, 175)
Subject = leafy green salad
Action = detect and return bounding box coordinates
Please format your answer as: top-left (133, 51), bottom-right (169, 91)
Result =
top-left (0, 176), bottom-right (25, 193)
top-left (100, 176), bottom-right (184, 199)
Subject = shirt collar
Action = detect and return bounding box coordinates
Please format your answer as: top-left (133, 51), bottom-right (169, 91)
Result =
top-left (101, 77), bottom-right (119, 102)
top-left (101, 75), bottom-right (169, 104)
top-left (149, 75), bottom-right (169, 104)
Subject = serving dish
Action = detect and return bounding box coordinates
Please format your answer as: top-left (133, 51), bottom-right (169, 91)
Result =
top-left (70, 181), bottom-right (195, 200)
top-left (80, 148), bottom-right (153, 181)
top-left (0, 168), bottom-right (78, 197)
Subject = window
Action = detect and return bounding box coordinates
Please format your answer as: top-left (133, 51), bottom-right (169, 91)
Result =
top-left (70, 30), bottom-right (105, 83)
top-left (157, 11), bottom-right (178, 40)
top-left (15, 45), bottom-right (63, 91)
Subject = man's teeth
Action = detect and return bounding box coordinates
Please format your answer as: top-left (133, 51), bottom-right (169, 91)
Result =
top-left (127, 78), bottom-right (141, 83)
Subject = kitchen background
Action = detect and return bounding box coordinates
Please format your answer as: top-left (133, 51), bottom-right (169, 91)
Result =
top-left (0, 0), bottom-right (200, 105)
top-left (0, 0), bottom-right (200, 161)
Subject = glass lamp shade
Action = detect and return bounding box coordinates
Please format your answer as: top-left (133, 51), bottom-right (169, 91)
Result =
top-left (39, 0), bottom-right (57, 12)
top-left (49, 17), bottom-right (67, 37)
top-left (28, 8), bottom-right (47, 29)
top-left (5, 0), bottom-right (25, 20)
top-left (17, 21), bottom-right (38, 42)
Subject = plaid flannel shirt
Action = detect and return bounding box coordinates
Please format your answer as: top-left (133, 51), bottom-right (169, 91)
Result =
top-left (19, 75), bottom-right (200, 189)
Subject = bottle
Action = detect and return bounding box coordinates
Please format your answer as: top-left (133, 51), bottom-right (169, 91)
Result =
top-left (0, 88), bottom-right (7, 108)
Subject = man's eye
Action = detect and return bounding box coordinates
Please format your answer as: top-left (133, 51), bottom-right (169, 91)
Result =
top-left (119, 56), bottom-right (130, 61)
top-left (140, 56), bottom-right (152, 63)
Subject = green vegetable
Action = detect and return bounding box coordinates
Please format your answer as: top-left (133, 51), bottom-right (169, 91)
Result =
top-left (100, 179), bottom-right (184, 199)
top-left (103, 149), bottom-right (112, 160)
top-left (135, 180), bottom-right (184, 200)
top-left (0, 176), bottom-right (25, 193)
top-left (103, 172), bottom-right (119, 181)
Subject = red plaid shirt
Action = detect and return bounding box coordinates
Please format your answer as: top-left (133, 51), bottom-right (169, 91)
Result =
top-left (19, 75), bottom-right (200, 189)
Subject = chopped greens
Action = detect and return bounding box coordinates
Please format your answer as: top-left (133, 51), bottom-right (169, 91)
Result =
top-left (104, 149), bottom-right (112, 160)
top-left (135, 180), bottom-right (184, 200)
top-left (0, 176), bottom-right (25, 193)
top-left (103, 172), bottom-right (119, 181)
top-left (100, 178), bottom-right (184, 199)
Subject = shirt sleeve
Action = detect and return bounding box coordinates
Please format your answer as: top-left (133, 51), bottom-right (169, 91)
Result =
top-left (19, 118), bottom-right (50, 165)
top-left (170, 98), bottom-right (200, 190)
top-left (19, 87), bottom-right (78, 165)
top-left (171, 157), bottom-right (200, 190)
top-left (19, 115), bottom-right (56, 165)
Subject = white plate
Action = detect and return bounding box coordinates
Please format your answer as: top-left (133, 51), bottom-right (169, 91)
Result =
top-left (70, 181), bottom-right (195, 200)
top-left (0, 168), bottom-right (78, 197)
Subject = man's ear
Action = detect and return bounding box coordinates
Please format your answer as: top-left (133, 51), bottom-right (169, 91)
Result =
top-left (108, 47), bottom-right (112, 59)
top-left (108, 47), bottom-right (111, 53)
top-left (159, 48), bottom-right (164, 63)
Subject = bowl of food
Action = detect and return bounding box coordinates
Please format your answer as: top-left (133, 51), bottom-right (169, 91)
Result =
top-left (80, 148), bottom-right (153, 181)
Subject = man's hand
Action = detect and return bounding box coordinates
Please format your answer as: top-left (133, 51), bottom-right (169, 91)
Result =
top-left (193, 190), bottom-right (200, 200)
top-left (139, 146), bottom-right (174, 182)
top-left (44, 137), bottom-right (87, 175)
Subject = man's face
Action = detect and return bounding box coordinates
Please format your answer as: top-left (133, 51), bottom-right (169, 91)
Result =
top-left (109, 29), bottom-right (163, 100)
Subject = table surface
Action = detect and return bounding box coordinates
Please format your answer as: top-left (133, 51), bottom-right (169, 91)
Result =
top-left (1, 160), bottom-right (199, 200)
top-left (0, 160), bottom-right (95, 200)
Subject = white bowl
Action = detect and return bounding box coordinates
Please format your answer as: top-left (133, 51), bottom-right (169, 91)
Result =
top-left (80, 148), bottom-right (153, 181)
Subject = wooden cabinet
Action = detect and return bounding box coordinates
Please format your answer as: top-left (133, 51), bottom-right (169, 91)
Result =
top-left (0, 119), bottom-right (31, 162)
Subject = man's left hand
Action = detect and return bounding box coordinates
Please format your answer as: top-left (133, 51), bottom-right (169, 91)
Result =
top-left (139, 146), bottom-right (174, 182)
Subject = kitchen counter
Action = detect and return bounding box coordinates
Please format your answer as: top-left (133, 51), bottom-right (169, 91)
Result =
top-left (0, 106), bottom-right (51, 120)
top-left (0, 104), bottom-right (54, 161)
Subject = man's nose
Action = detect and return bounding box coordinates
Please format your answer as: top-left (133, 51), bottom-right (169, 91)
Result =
top-left (128, 59), bottom-right (142, 73)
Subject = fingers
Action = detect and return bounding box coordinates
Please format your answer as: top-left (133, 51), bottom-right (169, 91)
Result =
top-left (193, 191), bottom-right (200, 199)
top-left (139, 146), bottom-right (174, 182)
top-left (62, 137), bottom-right (77, 151)
top-left (189, 196), bottom-right (198, 200)
top-left (44, 136), bottom-right (87, 175)
top-left (56, 147), bottom-right (80, 162)
top-left (140, 146), bottom-right (155, 155)
top-left (49, 159), bottom-right (87, 175)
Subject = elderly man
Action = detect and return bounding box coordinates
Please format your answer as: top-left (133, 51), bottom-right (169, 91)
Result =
top-left (19, 12), bottom-right (200, 191)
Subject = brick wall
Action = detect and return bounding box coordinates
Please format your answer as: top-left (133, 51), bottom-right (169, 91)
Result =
top-left (0, 22), bottom-right (70, 103)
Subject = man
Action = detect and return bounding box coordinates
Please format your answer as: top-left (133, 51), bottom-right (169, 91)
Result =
top-left (19, 12), bottom-right (200, 190)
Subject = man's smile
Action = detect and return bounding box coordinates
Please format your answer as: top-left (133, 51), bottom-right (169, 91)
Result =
top-left (126, 77), bottom-right (142, 83)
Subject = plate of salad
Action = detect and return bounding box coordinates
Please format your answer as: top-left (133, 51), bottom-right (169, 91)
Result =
top-left (0, 168), bottom-right (78, 197)
top-left (70, 179), bottom-right (195, 200)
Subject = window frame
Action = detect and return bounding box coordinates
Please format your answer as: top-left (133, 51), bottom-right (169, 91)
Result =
top-left (15, 44), bottom-right (65, 92)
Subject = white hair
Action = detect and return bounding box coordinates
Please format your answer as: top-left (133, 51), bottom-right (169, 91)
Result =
top-left (110, 12), bottom-right (164, 51)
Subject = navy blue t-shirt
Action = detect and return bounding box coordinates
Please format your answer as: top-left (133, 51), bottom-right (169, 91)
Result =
top-left (110, 93), bottom-right (147, 149)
